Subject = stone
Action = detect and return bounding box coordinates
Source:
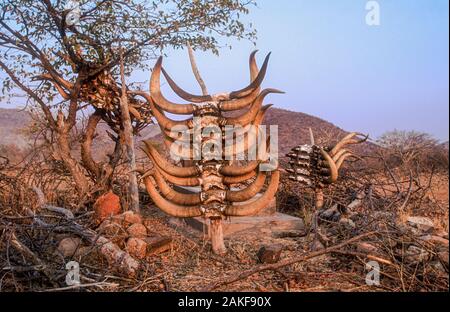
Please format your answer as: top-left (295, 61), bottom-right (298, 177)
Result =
top-left (126, 237), bottom-right (147, 259)
top-left (419, 235), bottom-right (449, 250)
top-left (99, 219), bottom-right (126, 236)
top-left (356, 242), bottom-right (379, 254)
top-left (185, 213), bottom-right (305, 238)
top-left (311, 239), bottom-right (325, 251)
top-left (257, 244), bottom-right (283, 264)
top-left (339, 217), bottom-right (355, 229)
top-left (319, 204), bottom-right (341, 222)
top-left (115, 211), bottom-right (143, 227)
top-left (430, 261), bottom-right (446, 274)
top-left (145, 236), bottom-right (173, 255)
top-left (405, 245), bottom-right (430, 263)
top-left (94, 191), bottom-right (121, 224)
top-left (435, 230), bottom-right (449, 240)
top-left (407, 216), bottom-right (434, 233)
top-left (57, 237), bottom-right (82, 258)
top-left (127, 223), bottom-right (147, 238)
top-left (273, 230), bottom-right (307, 238)
top-left (438, 251), bottom-right (449, 269)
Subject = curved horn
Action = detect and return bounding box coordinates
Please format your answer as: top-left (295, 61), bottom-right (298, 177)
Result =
top-left (151, 170), bottom-right (201, 205)
top-left (131, 90), bottom-right (193, 130)
top-left (229, 52), bottom-right (271, 99)
top-left (224, 170), bottom-right (280, 216)
top-left (219, 87), bottom-right (260, 112)
top-left (154, 165), bottom-right (200, 186)
top-left (220, 135), bottom-right (271, 176)
top-left (150, 57), bottom-right (195, 115)
top-left (223, 170), bottom-right (257, 185)
top-left (217, 51), bottom-right (265, 112)
top-left (220, 160), bottom-right (260, 176)
top-left (332, 148), bottom-right (349, 162)
top-left (249, 50), bottom-right (259, 81)
top-left (151, 96), bottom-right (193, 131)
top-left (142, 141), bottom-right (198, 177)
top-left (335, 152), bottom-right (354, 171)
top-left (162, 139), bottom-right (196, 160)
top-left (225, 89), bottom-right (283, 127)
top-left (224, 105), bottom-right (272, 158)
top-left (330, 132), bottom-right (368, 156)
top-left (161, 67), bottom-right (212, 103)
top-left (320, 148), bottom-right (338, 184)
top-left (225, 170), bottom-right (267, 202)
top-left (144, 177), bottom-right (202, 217)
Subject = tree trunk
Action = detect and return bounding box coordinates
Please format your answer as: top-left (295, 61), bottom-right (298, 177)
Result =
top-left (210, 217), bottom-right (226, 255)
top-left (119, 50), bottom-right (140, 213)
top-left (55, 115), bottom-right (90, 197)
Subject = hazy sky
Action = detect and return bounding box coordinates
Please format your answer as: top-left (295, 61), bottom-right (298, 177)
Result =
top-left (2, 0), bottom-right (449, 141)
top-left (146, 0), bottom-right (449, 141)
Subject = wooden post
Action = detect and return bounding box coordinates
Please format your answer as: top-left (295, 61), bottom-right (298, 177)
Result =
top-left (315, 187), bottom-right (324, 210)
top-left (210, 217), bottom-right (226, 255)
top-left (119, 49), bottom-right (140, 213)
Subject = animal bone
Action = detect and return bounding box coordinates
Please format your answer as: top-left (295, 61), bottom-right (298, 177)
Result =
top-left (139, 51), bottom-right (282, 254)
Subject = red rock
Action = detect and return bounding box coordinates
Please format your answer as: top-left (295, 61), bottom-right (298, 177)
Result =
top-left (121, 211), bottom-right (143, 226)
top-left (126, 237), bottom-right (147, 259)
top-left (57, 237), bottom-right (81, 258)
top-left (127, 223), bottom-right (147, 238)
top-left (94, 191), bottom-right (121, 224)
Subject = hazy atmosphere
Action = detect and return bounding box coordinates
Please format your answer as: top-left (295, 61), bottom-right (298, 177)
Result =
top-left (0, 0), bottom-right (448, 296)
top-left (135, 0), bottom-right (450, 141)
top-left (1, 1), bottom-right (448, 140)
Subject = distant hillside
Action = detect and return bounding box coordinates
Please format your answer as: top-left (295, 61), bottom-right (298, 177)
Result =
top-left (0, 107), bottom-right (375, 161)
top-left (0, 108), bottom-right (31, 150)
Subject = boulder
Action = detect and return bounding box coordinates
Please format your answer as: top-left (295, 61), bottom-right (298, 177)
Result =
top-left (339, 217), bottom-right (356, 229)
top-left (57, 237), bottom-right (82, 258)
top-left (127, 223), bottom-right (147, 238)
top-left (405, 245), bottom-right (430, 263)
top-left (438, 251), bottom-right (449, 269)
top-left (310, 239), bottom-right (325, 251)
top-left (419, 235), bottom-right (449, 250)
top-left (257, 244), bottom-right (283, 264)
top-left (356, 242), bottom-right (379, 254)
top-left (319, 204), bottom-right (341, 222)
top-left (94, 191), bottom-right (121, 224)
top-left (126, 237), bottom-right (147, 260)
top-left (121, 211), bottom-right (143, 226)
top-left (407, 216), bottom-right (434, 233)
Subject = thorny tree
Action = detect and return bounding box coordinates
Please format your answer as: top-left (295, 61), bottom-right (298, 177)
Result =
top-left (0, 0), bottom-right (258, 206)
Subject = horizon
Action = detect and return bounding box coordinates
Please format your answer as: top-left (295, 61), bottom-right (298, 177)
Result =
top-left (1, 0), bottom-right (448, 141)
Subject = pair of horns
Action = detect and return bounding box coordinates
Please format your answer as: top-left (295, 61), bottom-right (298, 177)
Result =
top-left (150, 51), bottom-right (271, 114)
top-left (144, 169), bottom-right (279, 218)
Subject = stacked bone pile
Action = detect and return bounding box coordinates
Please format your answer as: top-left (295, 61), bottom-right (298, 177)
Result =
top-left (286, 132), bottom-right (368, 187)
top-left (36, 70), bottom-right (153, 127)
top-left (134, 51), bottom-right (282, 254)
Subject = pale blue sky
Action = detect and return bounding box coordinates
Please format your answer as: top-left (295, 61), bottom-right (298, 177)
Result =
top-left (2, 0), bottom-right (449, 141)
top-left (148, 0), bottom-right (449, 141)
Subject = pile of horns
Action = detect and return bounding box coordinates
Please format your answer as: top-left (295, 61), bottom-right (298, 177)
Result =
top-left (286, 132), bottom-right (368, 208)
top-left (134, 51), bottom-right (282, 254)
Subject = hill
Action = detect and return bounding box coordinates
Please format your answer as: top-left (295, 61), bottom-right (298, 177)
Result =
top-left (0, 107), bottom-right (375, 161)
